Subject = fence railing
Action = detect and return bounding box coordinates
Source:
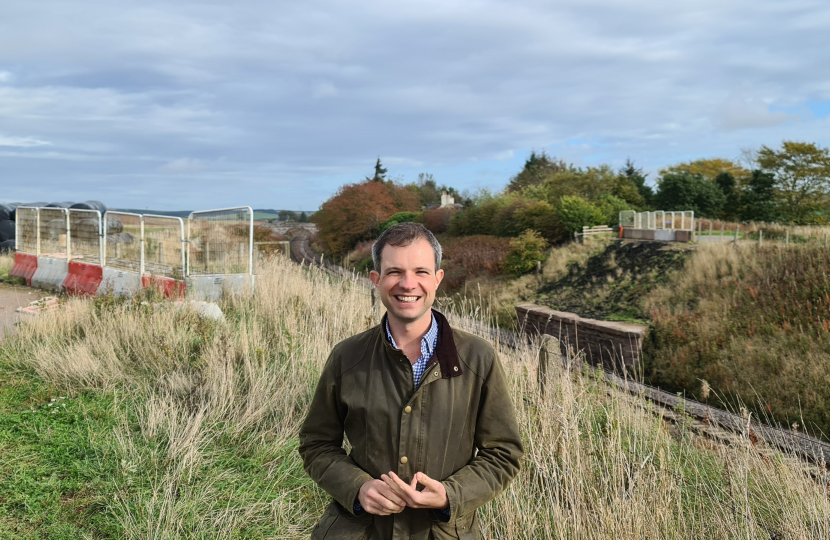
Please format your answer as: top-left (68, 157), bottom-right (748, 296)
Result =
top-left (15, 207), bottom-right (253, 279)
top-left (619, 210), bottom-right (695, 231)
top-left (574, 225), bottom-right (614, 241)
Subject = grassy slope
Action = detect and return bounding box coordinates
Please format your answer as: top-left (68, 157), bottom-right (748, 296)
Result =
top-left (0, 257), bottom-right (827, 537)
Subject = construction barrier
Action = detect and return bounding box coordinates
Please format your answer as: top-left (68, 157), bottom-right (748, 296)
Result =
top-left (99, 267), bottom-right (143, 296)
top-left (141, 275), bottom-right (186, 298)
top-left (8, 252), bottom-right (38, 285)
top-left (31, 255), bottom-right (69, 292)
top-left (63, 261), bottom-right (103, 296)
top-left (14, 206), bottom-right (256, 300)
top-left (187, 207), bottom-right (254, 300)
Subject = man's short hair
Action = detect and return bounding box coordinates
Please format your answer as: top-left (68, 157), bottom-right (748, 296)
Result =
top-left (372, 222), bottom-right (443, 272)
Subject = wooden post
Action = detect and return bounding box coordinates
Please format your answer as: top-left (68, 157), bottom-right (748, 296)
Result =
top-left (536, 260), bottom-right (542, 277)
top-left (158, 242), bottom-right (164, 264)
top-left (785, 230), bottom-right (789, 246)
top-left (721, 222), bottom-right (725, 242)
top-left (734, 225), bottom-right (739, 243)
top-left (759, 230), bottom-right (763, 247)
top-left (709, 221), bottom-right (712, 238)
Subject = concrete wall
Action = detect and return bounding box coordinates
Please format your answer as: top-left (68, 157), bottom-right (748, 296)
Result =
top-left (622, 228), bottom-right (692, 243)
top-left (515, 303), bottom-right (646, 368)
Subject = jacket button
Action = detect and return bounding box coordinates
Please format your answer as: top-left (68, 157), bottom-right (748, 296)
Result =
top-left (453, 366), bottom-right (459, 371)
top-left (404, 406), bottom-right (412, 413)
top-left (434, 371), bottom-right (439, 377)
top-left (400, 456), bottom-right (408, 464)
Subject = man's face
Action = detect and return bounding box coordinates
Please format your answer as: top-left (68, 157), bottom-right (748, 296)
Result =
top-left (369, 238), bottom-right (444, 325)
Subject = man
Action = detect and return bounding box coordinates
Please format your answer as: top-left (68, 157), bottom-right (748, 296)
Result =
top-left (299, 223), bottom-right (523, 539)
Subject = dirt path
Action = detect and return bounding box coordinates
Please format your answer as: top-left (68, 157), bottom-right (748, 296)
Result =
top-left (0, 282), bottom-right (50, 339)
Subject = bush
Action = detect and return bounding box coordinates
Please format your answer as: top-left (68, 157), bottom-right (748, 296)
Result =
top-left (593, 194), bottom-right (631, 226)
top-left (501, 230), bottom-right (548, 276)
top-left (422, 207), bottom-right (456, 234)
top-left (556, 196), bottom-right (606, 234)
top-left (379, 211), bottom-right (422, 232)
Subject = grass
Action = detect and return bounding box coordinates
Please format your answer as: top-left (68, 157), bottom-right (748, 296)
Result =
top-left (0, 255), bottom-right (828, 537)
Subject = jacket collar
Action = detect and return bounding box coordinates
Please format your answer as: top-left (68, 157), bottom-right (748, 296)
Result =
top-left (380, 309), bottom-right (464, 380)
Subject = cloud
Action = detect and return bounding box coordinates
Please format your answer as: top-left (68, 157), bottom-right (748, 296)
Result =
top-left (0, 134), bottom-right (51, 147)
top-left (0, 0), bottom-right (828, 209)
top-left (159, 157), bottom-right (205, 174)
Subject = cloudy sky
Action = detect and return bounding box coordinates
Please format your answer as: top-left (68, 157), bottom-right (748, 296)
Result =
top-left (2, 0), bottom-right (829, 211)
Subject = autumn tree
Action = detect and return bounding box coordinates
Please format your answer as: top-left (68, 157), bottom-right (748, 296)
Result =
top-left (757, 141), bottom-right (830, 223)
top-left (313, 179), bottom-right (419, 258)
top-left (660, 158), bottom-right (748, 182)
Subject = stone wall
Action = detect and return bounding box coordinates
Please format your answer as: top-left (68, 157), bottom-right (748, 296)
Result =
top-left (515, 303), bottom-right (646, 368)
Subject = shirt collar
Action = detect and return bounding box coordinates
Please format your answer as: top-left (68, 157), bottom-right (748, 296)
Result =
top-left (385, 311), bottom-right (438, 357)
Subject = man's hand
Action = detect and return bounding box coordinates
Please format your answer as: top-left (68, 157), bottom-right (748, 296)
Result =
top-left (358, 479), bottom-right (406, 515)
top-left (381, 472), bottom-right (448, 510)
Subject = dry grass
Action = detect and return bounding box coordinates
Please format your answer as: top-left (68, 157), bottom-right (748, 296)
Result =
top-left (0, 252), bottom-right (13, 276)
top-left (0, 255), bottom-right (829, 538)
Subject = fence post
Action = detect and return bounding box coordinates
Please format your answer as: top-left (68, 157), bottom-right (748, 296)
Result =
top-left (759, 230), bottom-right (763, 247)
top-left (734, 225), bottom-right (739, 243)
top-left (709, 221), bottom-right (712, 237)
top-left (785, 230), bottom-right (789, 246)
top-left (721, 222), bottom-right (725, 242)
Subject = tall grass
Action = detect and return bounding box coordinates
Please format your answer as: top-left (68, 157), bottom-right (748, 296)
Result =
top-left (0, 252), bottom-right (13, 276)
top-left (0, 255), bottom-right (828, 538)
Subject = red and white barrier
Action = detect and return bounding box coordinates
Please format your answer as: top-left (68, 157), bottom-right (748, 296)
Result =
top-left (31, 256), bottom-right (70, 292)
top-left (63, 261), bottom-right (103, 296)
top-left (98, 267), bottom-right (143, 296)
top-left (8, 253), bottom-right (38, 286)
top-left (141, 275), bottom-right (186, 298)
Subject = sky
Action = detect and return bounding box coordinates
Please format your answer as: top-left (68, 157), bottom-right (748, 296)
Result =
top-left (1, 0), bottom-right (829, 211)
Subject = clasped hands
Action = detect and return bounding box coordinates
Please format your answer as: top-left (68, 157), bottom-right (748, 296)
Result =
top-left (358, 472), bottom-right (447, 516)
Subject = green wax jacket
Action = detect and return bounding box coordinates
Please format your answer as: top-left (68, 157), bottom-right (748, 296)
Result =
top-left (298, 310), bottom-right (523, 539)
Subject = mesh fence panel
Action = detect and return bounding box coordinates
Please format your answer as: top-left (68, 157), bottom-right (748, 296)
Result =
top-left (619, 210), bottom-right (635, 228)
top-left (69, 209), bottom-right (102, 264)
top-left (39, 208), bottom-right (68, 256)
top-left (15, 207), bottom-right (38, 255)
top-left (105, 212), bottom-right (142, 272)
top-left (143, 215), bottom-right (185, 278)
top-left (188, 207), bottom-right (253, 276)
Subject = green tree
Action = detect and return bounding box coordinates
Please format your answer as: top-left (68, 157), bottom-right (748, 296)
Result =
top-left (593, 194), bottom-right (631, 227)
top-left (660, 158), bottom-right (748, 182)
top-left (654, 172), bottom-right (726, 218)
top-left (279, 210), bottom-right (298, 221)
top-left (556, 196), bottom-right (606, 234)
top-left (757, 141), bottom-right (830, 223)
top-left (367, 158), bottom-right (388, 182)
top-left (506, 151), bottom-right (568, 192)
top-left (619, 158), bottom-right (653, 207)
top-left (501, 230), bottom-right (549, 276)
top-left (379, 211), bottom-right (421, 232)
top-left (298, 211), bottom-right (309, 223)
top-left (740, 170), bottom-right (778, 222)
top-left (714, 172), bottom-right (742, 221)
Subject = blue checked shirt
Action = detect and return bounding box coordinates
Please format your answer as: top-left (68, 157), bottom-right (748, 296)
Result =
top-left (386, 313), bottom-right (439, 388)
top-left (354, 312), bottom-right (449, 520)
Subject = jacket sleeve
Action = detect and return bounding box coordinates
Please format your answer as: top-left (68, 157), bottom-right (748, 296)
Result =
top-left (441, 351), bottom-right (523, 520)
top-left (298, 352), bottom-right (373, 514)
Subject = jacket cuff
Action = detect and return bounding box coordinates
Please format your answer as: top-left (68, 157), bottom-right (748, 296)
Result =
top-left (341, 473), bottom-right (374, 516)
top-left (441, 481), bottom-right (460, 524)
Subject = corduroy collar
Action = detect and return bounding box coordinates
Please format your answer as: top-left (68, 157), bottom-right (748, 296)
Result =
top-left (380, 309), bottom-right (463, 380)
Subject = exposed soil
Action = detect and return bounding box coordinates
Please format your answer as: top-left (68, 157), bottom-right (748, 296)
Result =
top-left (536, 241), bottom-right (693, 321)
top-left (0, 282), bottom-right (50, 339)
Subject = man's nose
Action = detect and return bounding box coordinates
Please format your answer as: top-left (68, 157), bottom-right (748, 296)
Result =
top-left (399, 271), bottom-right (417, 289)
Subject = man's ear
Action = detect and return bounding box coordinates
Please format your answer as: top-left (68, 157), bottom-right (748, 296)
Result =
top-left (434, 268), bottom-right (444, 286)
top-left (370, 270), bottom-right (380, 285)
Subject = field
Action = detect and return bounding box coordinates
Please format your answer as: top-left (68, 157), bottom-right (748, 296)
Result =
top-left (0, 253), bottom-right (828, 538)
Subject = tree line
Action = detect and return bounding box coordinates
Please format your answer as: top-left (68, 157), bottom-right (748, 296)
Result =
top-left (312, 141), bottom-right (830, 258)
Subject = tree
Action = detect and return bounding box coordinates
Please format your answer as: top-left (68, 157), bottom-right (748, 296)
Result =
top-left (556, 196), bottom-right (606, 234)
top-left (506, 151), bottom-right (568, 192)
top-left (740, 170), bottom-right (778, 222)
top-left (366, 158), bottom-right (388, 182)
top-left (279, 210), bottom-right (298, 221)
top-left (298, 211), bottom-right (309, 223)
top-left (653, 172), bottom-right (726, 218)
top-left (501, 230), bottom-right (549, 276)
top-left (757, 141), bottom-right (830, 223)
top-left (660, 158), bottom-right (748, 182)
top-left (619, 158), bottom-right (653, 207)
top-left (714, 172), bottom-right (741, 221)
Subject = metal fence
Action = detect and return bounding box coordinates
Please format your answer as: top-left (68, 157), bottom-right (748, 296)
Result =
top-left (38, 207), bottom-right (69, 256)
top-left (619, 210), bottom-right (695, 231)
top-left (68, 209), bottom-right (102, 264)
top-left (142, 215), bottom-right (186, 278)
top-left (187, 207), bottom-right (253, 276)
top-left (14, 206), bottom-right (39, 255)
top-left (104, 212), bottom-right (142, 273)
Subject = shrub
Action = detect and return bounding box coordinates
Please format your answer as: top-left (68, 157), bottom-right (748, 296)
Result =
top-left (423, 207), bottom-right (456, 234)
top-left (556, 196), bottom-right (606, 234)
top-left (501, 230), bottom-right (548, 276)
top-left (379, 211), bottom-right (422, 232)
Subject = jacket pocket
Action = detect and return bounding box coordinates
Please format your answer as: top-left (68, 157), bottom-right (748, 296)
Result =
top-left (430, 512), bottom-right (479, 540)
top-left (312, 502), bottom-right (373, 540)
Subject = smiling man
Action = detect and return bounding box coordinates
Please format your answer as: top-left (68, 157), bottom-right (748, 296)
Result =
top-left (299, 223), bottom-right (523, 539)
